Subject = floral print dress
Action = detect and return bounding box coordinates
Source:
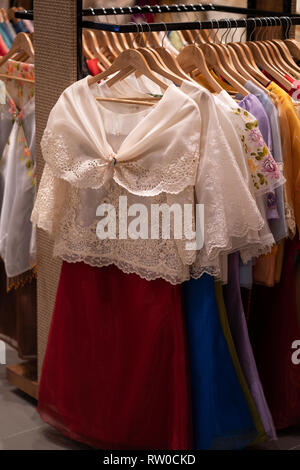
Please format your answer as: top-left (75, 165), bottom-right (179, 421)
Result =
top-left (0, 60), bottom-right (36, 288)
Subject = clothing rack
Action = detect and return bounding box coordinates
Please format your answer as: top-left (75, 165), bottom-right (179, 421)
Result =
top-left (14, 2), bottom-right (300, 21)
top-left (6, 0), bottom-right (300, 402)
top-left (81, 16), bottom-right (300, 33)
top-left (15, 3), bottom-right (300, 82)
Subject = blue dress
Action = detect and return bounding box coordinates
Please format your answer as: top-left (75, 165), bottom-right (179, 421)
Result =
top-left (183, 275), bottom-right (258, 450)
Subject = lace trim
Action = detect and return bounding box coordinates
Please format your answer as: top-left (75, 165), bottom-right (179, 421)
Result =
top-left (41, 129), bottom-right (200, 196)
top-left (57, 254), bottom-right (191, 285)
top-left (50, 183), bottom-right (193, 285)
top-left (240, 237), bottom-right (275, 264)
top-left (285, 202), bottom-right (296, 239)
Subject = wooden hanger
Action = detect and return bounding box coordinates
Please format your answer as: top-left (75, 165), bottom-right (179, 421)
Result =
top-left (285, 38), bottom-right (300, 61)
top-left (230, 20), bottom-right (271, 87)
top-left (105, 23), bottom-right (188, 86)
top-left (156, 45), bottom-right (191, 81)
top-left (211, 21), bottom-right (261, 91)
top-left (12, 33), bottom-right (33, 62)
top-left (124, 33), bottom-right (134, 49)
top-left (248, 40), bottom-right (293, 90)
top-left (257, 17), bottom-right (298, 77)
top-left (83, 30), bottom-right (111, 69)
top-left (202, 41), bottom-right (249, 96)
top-left (94, 96), bottom-right (156, 106)
top-left (265, 17), bottom-right (300, 77)
top-left (270, 35), bottom-right (300, 76)
top-left (226, 43), bottom-right (266, 91)
top-left (114, 30), bottom-right (129, 51)
top-left (177, 21), bottom-right (224, 90)
top-left (0, 33), bottom-right (34, 66)
top-left (106, 42), bottom-right (184, 88)
top-left (282, 17), bottom-right (300, 62)
top-left (245, 18), bottom-right (293, 90)
top-left (82, 33), bottom-right (94, 60)
top-left (88, 48), bottom-right (168, 106)
top-left (250, 19), bottom-right (285, 74)
top-left (177, 43), bottom-right (223, 93)
top-left (94, 30), bottom-right (118, 61)
top-left (212, 20), bottom-right (265, 91)
top-left (139, 23), bottom-right (189, 82)
top-left (137, 46), bottom-right (183, 86)
top-left (0, 33), bottom-right (34, 83)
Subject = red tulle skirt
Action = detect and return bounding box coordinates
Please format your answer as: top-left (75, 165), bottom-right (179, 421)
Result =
top-left (38, 261), bottom-right (192, 449)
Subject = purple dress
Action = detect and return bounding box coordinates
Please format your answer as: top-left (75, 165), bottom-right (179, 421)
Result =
top-left (223, 253), bottom-right (276, 440)
top-left (238, 94), bottom-right (277, 289)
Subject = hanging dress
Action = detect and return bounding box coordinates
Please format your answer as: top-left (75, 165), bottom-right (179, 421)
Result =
top-left (0, 60), bottom-right (36, 359)
top-left (183, 275), bottom-right (262, 450)
top-left (33, 78), bottom-right (204, 449)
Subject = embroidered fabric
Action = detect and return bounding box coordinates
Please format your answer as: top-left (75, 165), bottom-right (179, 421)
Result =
top-left (32, 173), bottom-right (193, 284)
top-left (41, 129), bottom-right (200, 196)
top-left (214, 93), bottom-right (286, 196)
top-left (32, 76), bottom-right (283, 284)
top-left (115, 77), bottom-right (273, 278)
top-left (32, 79), bottom-right (204, 283)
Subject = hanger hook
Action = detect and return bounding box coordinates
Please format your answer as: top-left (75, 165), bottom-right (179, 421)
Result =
top-left (206, 19), bottom-right (215, 44)
top-left (267, 16), bottom-right (273, 40)
top-left (137, 22), bottom-right (145, 47)
top-left (213, 18), bottom-right (220, 44)
top-left (240, 18), bottom-right (247, 42)
top-left (269, 17), bottom-right (276, 40)
top-left (261, 17), bottom-right (268, 41)
top-left (128, 22), bottom-right (140, 48)
top-left (160, 21), bottom-right (168, 47)
top-left (287, 16), bottom-right (293, 39)
top-left (139, 20), bottom-right (151, 46)
top-left (262, 17), bottom-right (268, 40)
top-left (220, 18), bottom-right (229, 44)
top-left (255, 17), bottom-right (262, 41)
top-left (248, 17), bottom-right (256, 41)
top-left (225, 18), bottom-right (232, 43)
top-left (193, 20), bottom-right (202, 45)
top-left (210, 19), bottom-right (217, 44)
top-left (274, 16), bottom-right (281, 39)
top-left (282, 17), bottom-right (289, 39)
top-left (255, 18), bottom-right (263, 41)
top-left (231, 18), bottom-right (238, 43)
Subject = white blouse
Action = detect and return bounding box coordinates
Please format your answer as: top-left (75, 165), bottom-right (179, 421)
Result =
top-left (32, 77), bottom-right (203, 284)
top-left (105, 75), bottom-right (285, 279)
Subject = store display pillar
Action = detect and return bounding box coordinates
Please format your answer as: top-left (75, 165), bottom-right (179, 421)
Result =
top-left (35, 0), bottom-right (81, 379)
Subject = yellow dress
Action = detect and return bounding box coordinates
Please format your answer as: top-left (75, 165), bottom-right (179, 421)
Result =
top-left (267, 82), bottom-right (300, 238)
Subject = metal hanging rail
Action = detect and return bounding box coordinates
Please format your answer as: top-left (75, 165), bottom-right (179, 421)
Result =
top-left (14, 3), bottom-right (300, 21)
top-left (82, 15), bottom-right (300, 33)
top-left (81, 4), bottom-right (298, 17)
